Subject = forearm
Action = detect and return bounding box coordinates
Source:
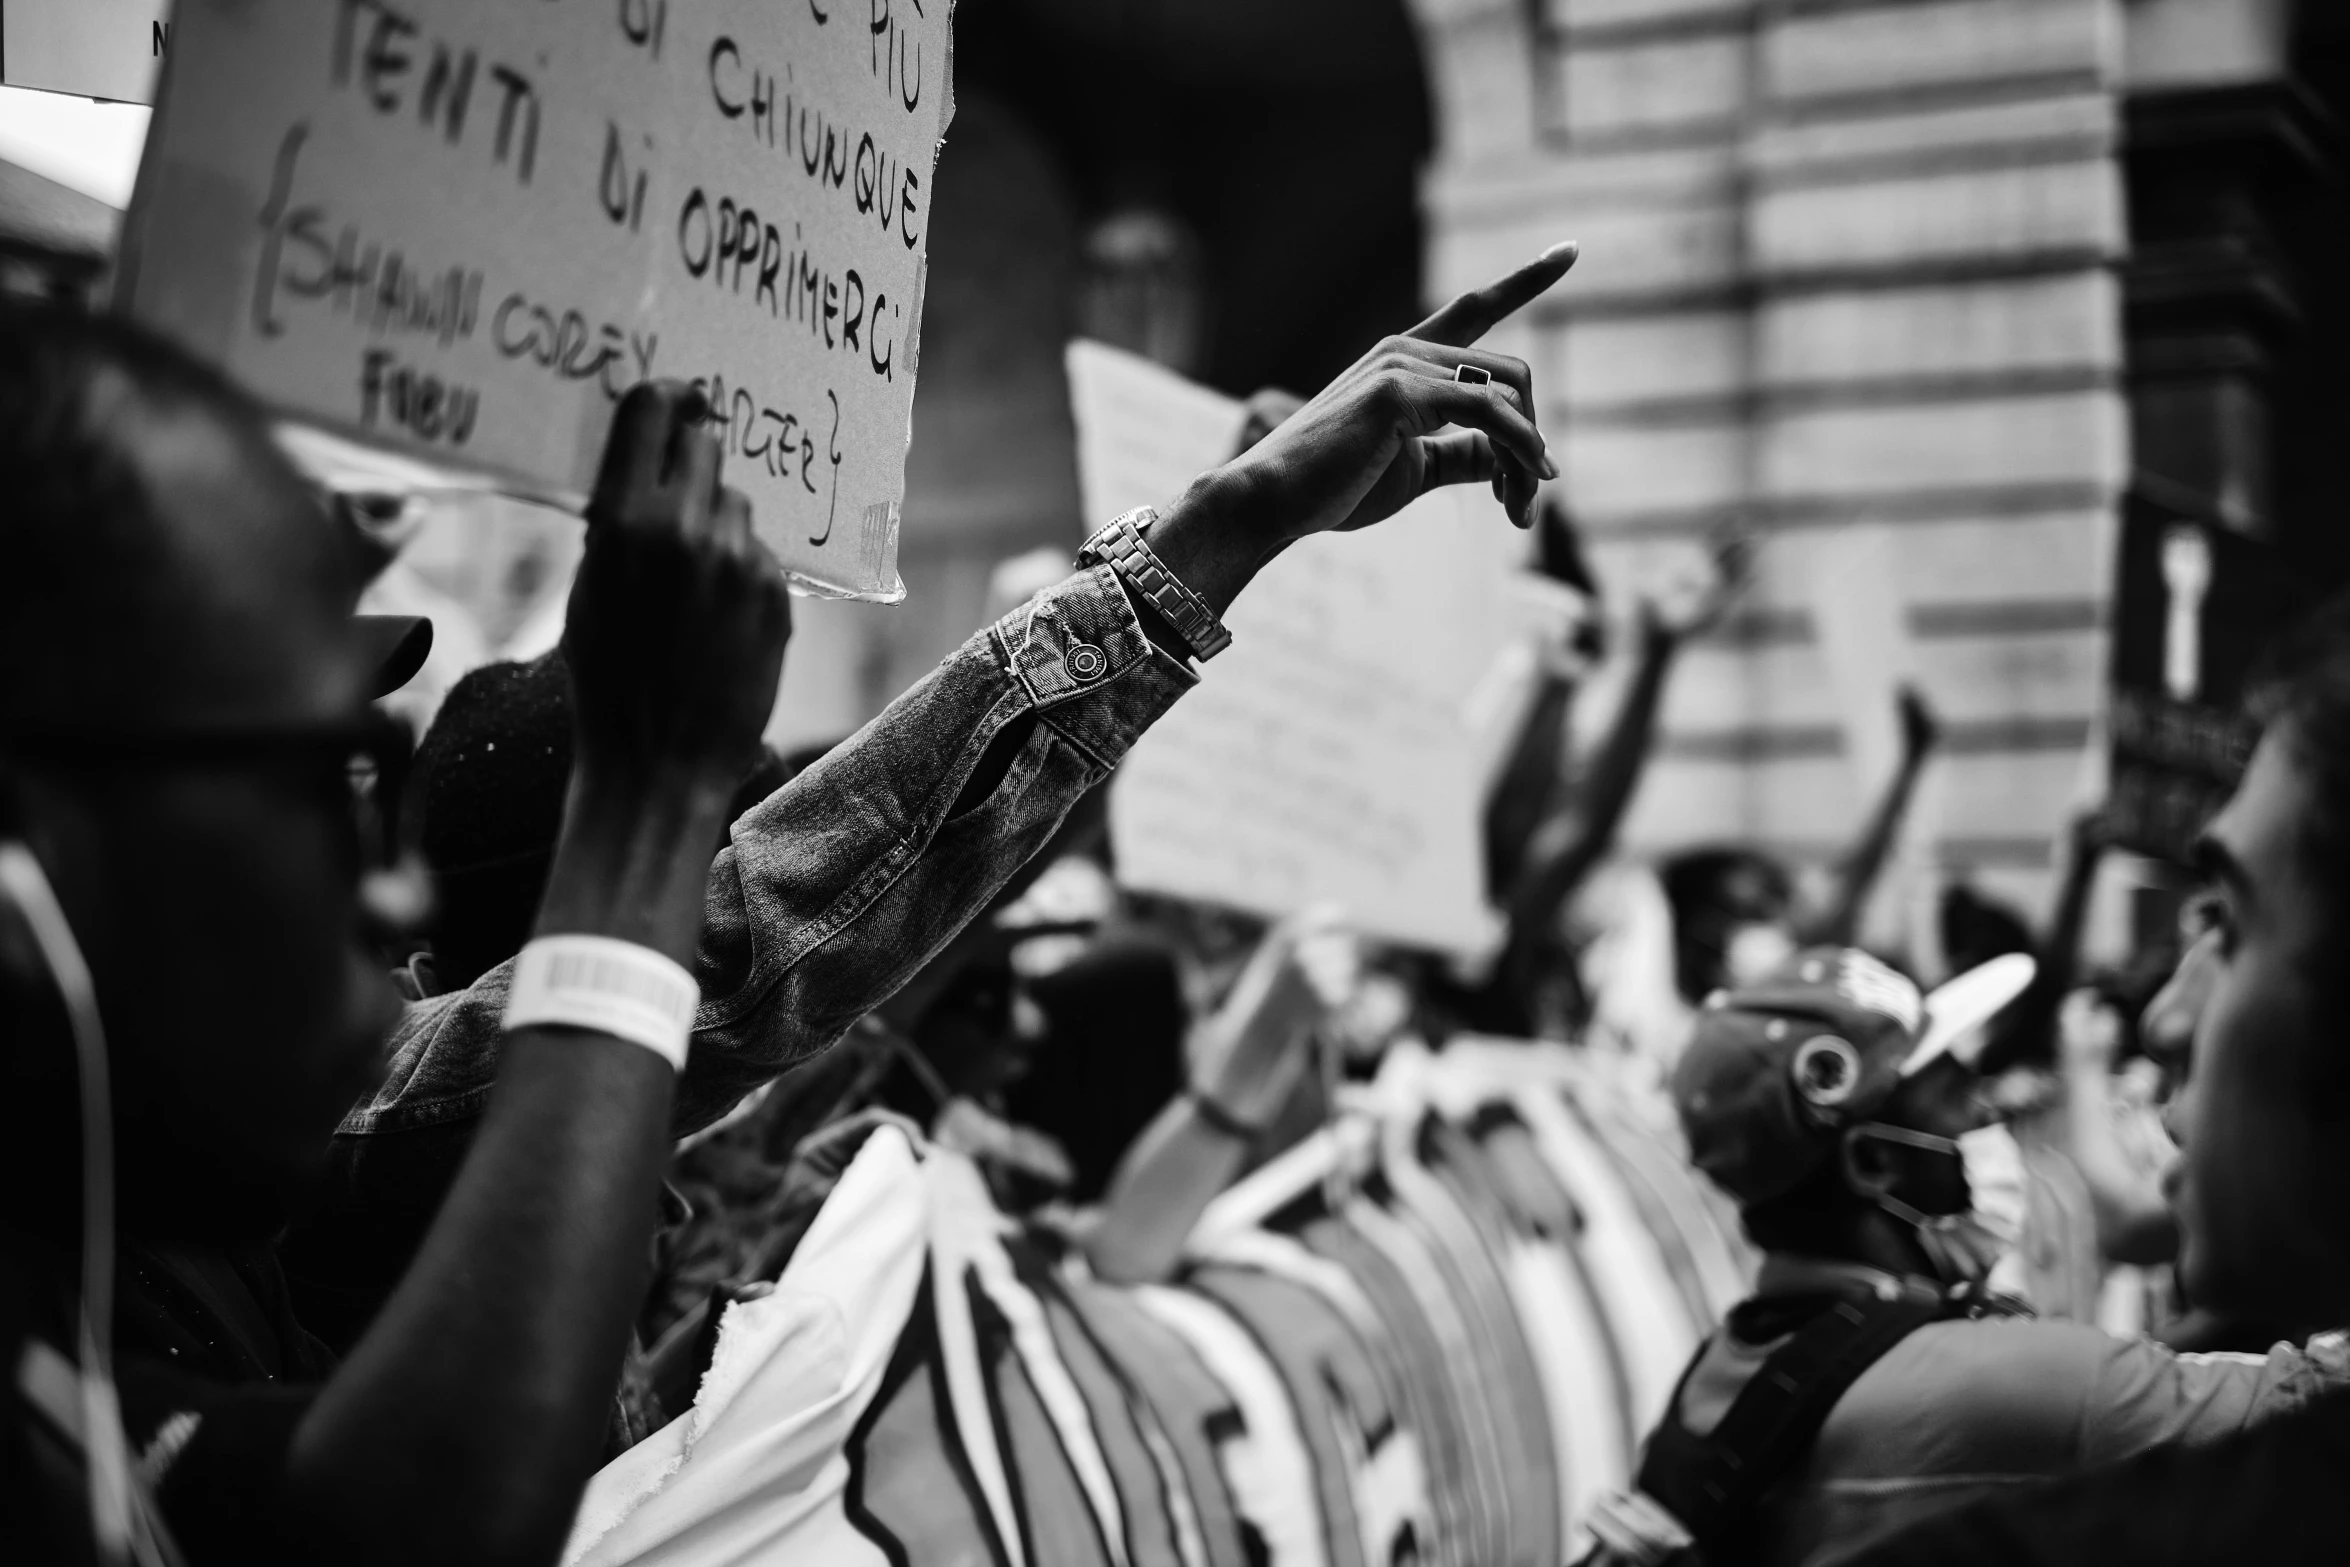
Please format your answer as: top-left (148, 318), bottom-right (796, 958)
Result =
top-left (1506, 620), bottom-right (1678, 932)
top-left (285, 776), bottom-right (731, 1567)
top-left (1807, 751), bottom-right (1926, 947)
top-left (675, 578), bottom-right (1195, 1126)
top-left (1485, 669), bottom-right (1577, 903)
top-left (678, 467), bottom-right (1275, 1102)
top-left (2005, 836), bottom-right (2105, 1058)
top-left (1083, 1100), bottom-right (1251, 1286)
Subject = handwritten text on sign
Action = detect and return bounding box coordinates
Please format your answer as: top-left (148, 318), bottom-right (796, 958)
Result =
top-left (1071, 342), bottom-right (1520, 957)
top-left (117, 0), bottom-right (954, 601)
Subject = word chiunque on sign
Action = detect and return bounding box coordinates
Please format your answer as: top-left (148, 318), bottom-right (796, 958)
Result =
top-left (117, 0), bottom-right (955, 600)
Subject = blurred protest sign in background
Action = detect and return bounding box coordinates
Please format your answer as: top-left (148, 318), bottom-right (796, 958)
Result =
top-left (1073, 340), bottom-right (1523, 957)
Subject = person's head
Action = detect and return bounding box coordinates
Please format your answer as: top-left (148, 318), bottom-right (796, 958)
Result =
top-left (1674, 947), bottom-right (2035, 1285)
top-left (1660, 847), bottom-right (1797, 1004)
top-left (1002, 936), bottom-right (1190, 1202)
top-left (408, 650), bottom-right (574, 990)
top-left (411, 658), bottom-right (805, 991)
top-left (0, 305), bottom-right (411, 1241)
top-left (2163, 592), bottom-right (2350, 1333)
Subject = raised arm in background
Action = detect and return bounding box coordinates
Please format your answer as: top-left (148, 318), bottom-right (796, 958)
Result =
top-left (288, 384), bottom-right (791, 1567)
top-left (1483, 500), bottom-right (1603, 902)
top-left (1494, 530), bottom-right (1749, 1006)
top-left (1081, 913), bottom-right (1354, 1286)
top-left (1981, 809), bottom-right (2107, 1069)
top-left (1802, 684), bottom-right (1940, 947)
top-left (2055, 988), bottom-right (2178, 1266)
top-left (2039, 811), bottom-right (2173, 1267)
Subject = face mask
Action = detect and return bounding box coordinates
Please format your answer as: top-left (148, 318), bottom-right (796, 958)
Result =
top-left (1951, 1121), bottom-right (2033, 1295)
top-left (1856, 1119), bottom-right (2029, 1287)
top-left (1957, 1122), bottom-right (2028, 1257)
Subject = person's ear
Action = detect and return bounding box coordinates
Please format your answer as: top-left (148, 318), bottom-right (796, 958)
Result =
top-left (1840, 1127), bottom-right (1899, 1200)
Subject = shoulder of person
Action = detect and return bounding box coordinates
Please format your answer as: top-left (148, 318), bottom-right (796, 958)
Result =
top-left (1897, 1314), bottom-right (2126, 1389)
top-left (2067, 1321), bottom-right (2349, 1467)
top-left (1814, 1316), bottom-right (2124, 1480)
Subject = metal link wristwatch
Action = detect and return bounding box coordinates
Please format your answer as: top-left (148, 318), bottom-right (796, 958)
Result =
top-left (1076, 506), bottom-right (1234, 662)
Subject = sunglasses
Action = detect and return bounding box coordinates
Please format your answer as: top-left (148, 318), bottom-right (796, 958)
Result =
top-left (3, 711), bottom-right (416, 873)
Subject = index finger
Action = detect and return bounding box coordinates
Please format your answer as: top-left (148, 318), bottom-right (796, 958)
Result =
top-left (1409, 241), bottom-right (1579, 348)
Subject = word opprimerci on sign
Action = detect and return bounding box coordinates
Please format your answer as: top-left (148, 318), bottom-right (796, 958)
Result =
top-left (117, 0), bottom-right (954, 601)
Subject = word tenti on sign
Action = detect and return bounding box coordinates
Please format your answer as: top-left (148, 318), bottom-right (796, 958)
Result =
top-left (117, 0), bottom-right (955, 601)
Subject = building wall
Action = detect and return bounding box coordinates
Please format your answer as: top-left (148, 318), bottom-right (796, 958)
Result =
top-left (1412, 0), bottom-right (2142, 924)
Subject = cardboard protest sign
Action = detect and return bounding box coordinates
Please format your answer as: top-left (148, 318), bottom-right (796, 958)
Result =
top-left (116, 0), bottom-right (954, 600)
top-left (2, 0), bottom-right (169, 104)
top-left (1072, 340), bottom-right (1520, 956)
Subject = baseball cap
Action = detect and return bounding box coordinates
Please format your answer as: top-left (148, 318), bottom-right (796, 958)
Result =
top-left (1672, 947), bottom-right (2035, 1207)
top-left (354, 614), bottom-right (433, 699)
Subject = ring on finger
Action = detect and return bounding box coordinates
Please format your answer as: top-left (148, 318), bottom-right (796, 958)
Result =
top-left (1453, 363), bottom-right (1492, 386)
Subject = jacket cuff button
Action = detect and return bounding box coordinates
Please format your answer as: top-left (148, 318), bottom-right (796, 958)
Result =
top-left (1065, 642), bottom-right (1108, 682)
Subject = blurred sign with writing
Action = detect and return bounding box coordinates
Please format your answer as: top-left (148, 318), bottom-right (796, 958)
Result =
top-left (2104, 490), bottom-right (2298, 862)
top-left (2, 0), bottom-right (170, 104)
top-left (116, 0), bottom-right (953, 601)
top-left (1071, 340), bottom-right (1518, 956)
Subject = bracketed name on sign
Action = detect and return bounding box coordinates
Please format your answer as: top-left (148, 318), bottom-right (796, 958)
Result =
top-left (117, 0), bottom-right (954, 601)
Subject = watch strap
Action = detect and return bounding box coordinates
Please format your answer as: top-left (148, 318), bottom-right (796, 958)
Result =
top-left (1078, 507), bottom-right (1234, 661)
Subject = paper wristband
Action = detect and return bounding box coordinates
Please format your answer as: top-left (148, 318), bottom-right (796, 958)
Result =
top-left (502, 935), bottom-right (699, 1072)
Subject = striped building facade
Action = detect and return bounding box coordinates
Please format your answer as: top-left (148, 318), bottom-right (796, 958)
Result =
top-left (1415, 0), bottom-right (2143, 923)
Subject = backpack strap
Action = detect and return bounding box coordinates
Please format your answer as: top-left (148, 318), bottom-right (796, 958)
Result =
top-left (1634, 1294), bottom-right (1949, 1565)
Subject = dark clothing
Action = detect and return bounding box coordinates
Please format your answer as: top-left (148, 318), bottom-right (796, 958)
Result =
top-left (1848, 1386), bottom-right (2350, 1566)
top-left (4, 1227), bottom-right (325, 1566)
top-left (1003, 934), bottom-right (1190, 1203)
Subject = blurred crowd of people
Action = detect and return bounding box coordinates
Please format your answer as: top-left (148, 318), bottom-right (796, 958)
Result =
top-left (7, 231), bottom-right (2350, 1567)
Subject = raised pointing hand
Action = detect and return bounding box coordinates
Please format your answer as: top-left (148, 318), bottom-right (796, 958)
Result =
top-left (1220, 243), bottom-right (1579, 542)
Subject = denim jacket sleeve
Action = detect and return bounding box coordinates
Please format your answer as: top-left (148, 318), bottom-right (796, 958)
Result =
top-left (337, 565), bottom-right (1197, 1140)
